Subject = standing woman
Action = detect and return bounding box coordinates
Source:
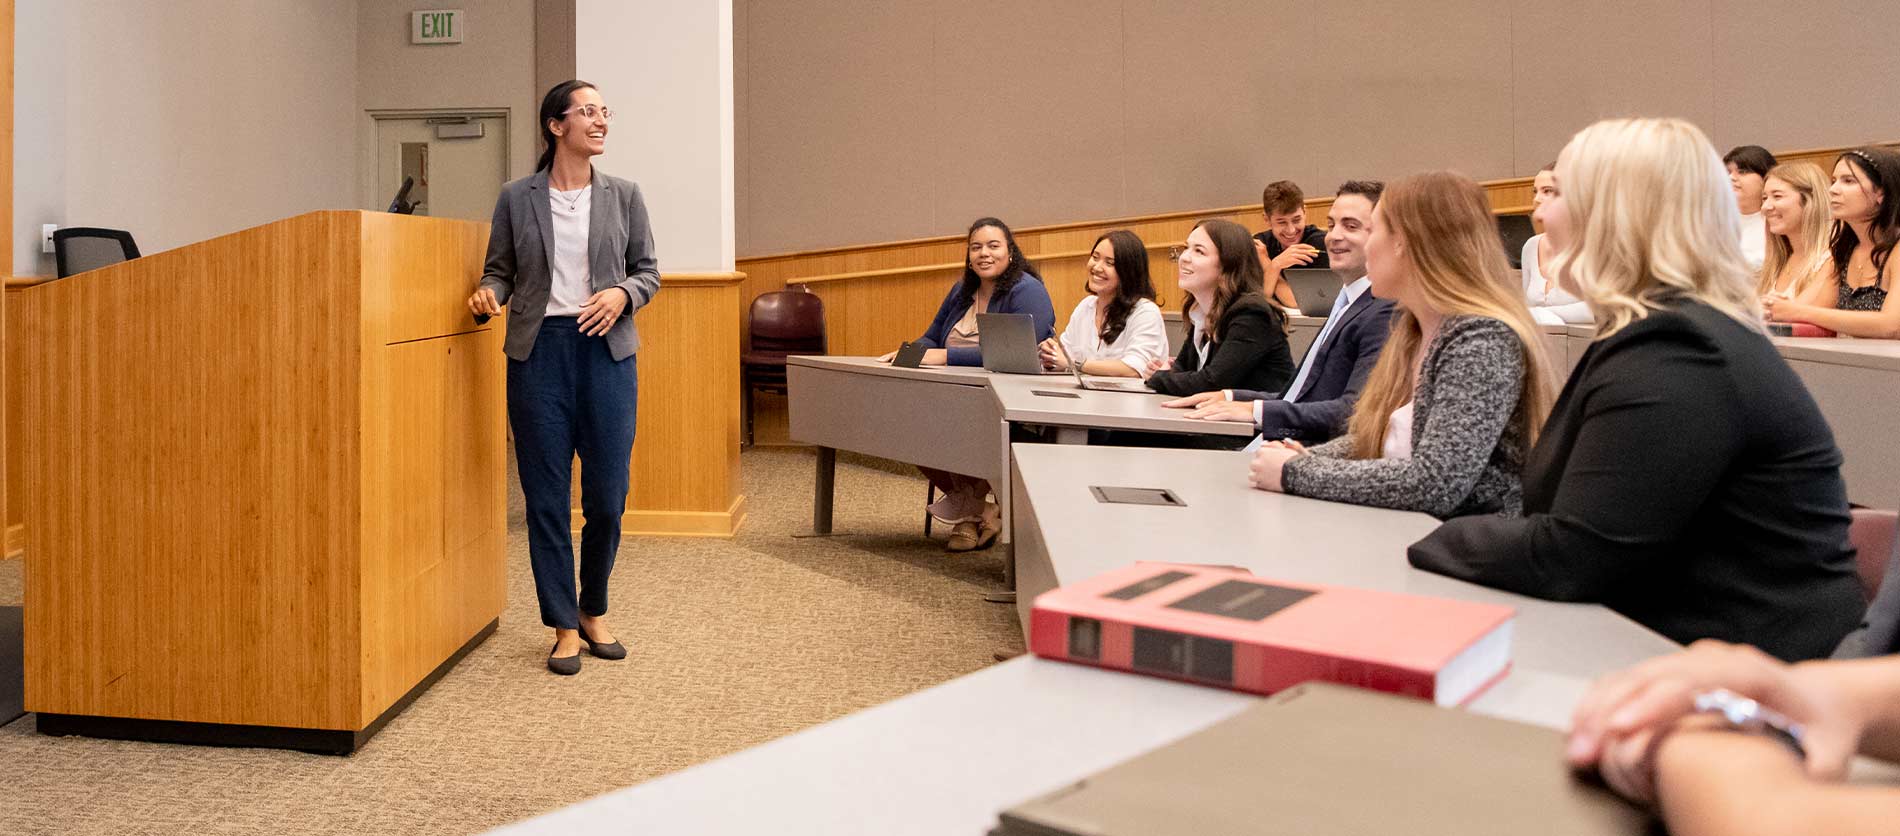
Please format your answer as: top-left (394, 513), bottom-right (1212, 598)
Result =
top-left (877, 217), bottom-right (1054, 551)
top-left (1038, 229), bottom-right (1167, 376)
top-left (1144, 220), bottom-right (1295, 396)
top-left (1762, 147), bottom-right (1900, 338)
top-left (468, 80), bottom-right (661, 675)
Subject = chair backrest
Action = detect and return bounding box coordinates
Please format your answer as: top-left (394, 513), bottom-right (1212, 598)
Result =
top-left (53, 227), bottom-right (141, 278)
top-left (1849, 507), bottom-right (1898, 604)
top-left (748, 290), bottom-right (826, 353)
top-left (1496, 214), bottom-right (1535, 270)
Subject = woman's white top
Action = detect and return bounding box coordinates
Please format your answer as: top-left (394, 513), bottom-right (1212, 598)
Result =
top-left (1381, 401), bottom-right (1416, 460)
top-left (546, 185), bottom-right (594, 317)
top-left (1739, 211), bottom-right (1767, 273)
top-left (1521, 234), bottom-right (1593, 324)
top-left (1058, 296), bottom-right (1168, 374)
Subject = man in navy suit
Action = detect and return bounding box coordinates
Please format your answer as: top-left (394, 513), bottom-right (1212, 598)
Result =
top-left (1162, 180), bottom-right (1395, 445)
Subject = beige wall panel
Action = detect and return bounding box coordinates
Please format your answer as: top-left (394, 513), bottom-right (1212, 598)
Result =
top-left (744, 0), bottom-right (940, 254)
top-left (924, 0), bottom-right (1126, 237)
top-left (1708, 2), bottom-right (1900, 151)
top-left (1121, 0), bottom-right (1513, 216)
top-left (1510, 0), bottom-right (1715, 174)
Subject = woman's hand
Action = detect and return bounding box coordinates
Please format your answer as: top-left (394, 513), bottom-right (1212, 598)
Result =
top-left (876, 349), bottom-right (899, 364)
top-left (920, 349), bottom-right (949, 366)
top-left (1247, 443), bottom-right (1301, 492)
top-left (1161, 391), bottom-right (1227, 409)
top-left (578, 288), bottom-right (630, 336)
top-left (1763, 296), bottom-right (1815, 324)
top-left (1143, 357), bottom-right (1172, 379)
top-left (1038, 337), bottom-right (1069, 371)
top-left (1567, 640), bottom-right (1867, 792)
top-left (468, 288), bottom-right (503, 318)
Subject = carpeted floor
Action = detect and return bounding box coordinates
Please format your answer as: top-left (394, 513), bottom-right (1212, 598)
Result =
top-left (0, 448), bottom-right (1021, 835)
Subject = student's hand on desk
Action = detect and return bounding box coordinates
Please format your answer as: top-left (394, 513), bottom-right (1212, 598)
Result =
top-left (876, 349), bottom-right (899, 364)
top-left (577, 288), bottom-right (630, 336)
top-left (1143, 358), bottom-right (1172, 378)
top-left (1037, 338), bottom-right (1068, 371)
top-left (920, 349), bottom-right (948, 366)
top-left (1246, 442), bottom-right (1300, 492)
top-left (1762, 296), bottom-right (1815, 323)
top-left (1566, 640), bottom-right (1865, 790)
top-left (467, 288), bottom-right (503, 318)
top-left (1185, 401), bottom-right (1254, 423)
top-left (1160, 391), bottom-right (1227, 409)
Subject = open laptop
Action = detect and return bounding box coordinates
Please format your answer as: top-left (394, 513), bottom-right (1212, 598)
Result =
top-left (1050, 340), bottom-right (1155, 393)
top-left (1282, 268), bottom-right (1348, 317)
top-left (977, 313), bottom-right (1067, 375)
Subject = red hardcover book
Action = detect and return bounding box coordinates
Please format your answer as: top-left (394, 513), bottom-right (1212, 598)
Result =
top-left (1029, 562), bottom-right (1515, 706)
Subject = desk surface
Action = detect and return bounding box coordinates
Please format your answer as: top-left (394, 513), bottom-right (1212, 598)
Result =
top-left (1773, 336), bottom-right (1900, 370)
top-left (1009, 444), bottom-right (1678, 682)
top-left (988, 376), bottom-right (1255, 437)
top-left (788, 354), bottom-right (996, 385)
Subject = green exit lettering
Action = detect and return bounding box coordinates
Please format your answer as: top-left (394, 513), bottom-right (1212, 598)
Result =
top-left (423, 13), bottom-right (452, 38)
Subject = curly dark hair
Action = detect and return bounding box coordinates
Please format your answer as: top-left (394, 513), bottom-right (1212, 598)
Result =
top-left (957, 217), bottom-right (1038, 306)
top-left (1829, 147), bottom-right (1900, 289)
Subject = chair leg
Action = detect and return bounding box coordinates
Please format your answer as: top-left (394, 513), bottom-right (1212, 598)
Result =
top-left (742, 376), bottom-right (755, 448)
top-left (924, 484), bottom-right (936, 537)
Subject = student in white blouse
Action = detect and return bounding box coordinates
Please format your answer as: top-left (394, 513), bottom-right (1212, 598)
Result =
top-left (1038, 229), bottom-right (1167, 376)
top-left (1521, 162), bottom-right (1593, 325)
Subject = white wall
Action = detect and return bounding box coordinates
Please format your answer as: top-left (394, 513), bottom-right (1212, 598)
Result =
top-left (574, 0), bottom-right (734, 272)
top-left (14, 0), bottom-right (359, 275)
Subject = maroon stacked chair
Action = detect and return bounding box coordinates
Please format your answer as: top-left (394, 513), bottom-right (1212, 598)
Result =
top-left (742, 289), bottom-right (827, 446)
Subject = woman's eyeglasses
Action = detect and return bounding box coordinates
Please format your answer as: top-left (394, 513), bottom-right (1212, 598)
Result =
top-left (565, 105), bottom-right (615, 124)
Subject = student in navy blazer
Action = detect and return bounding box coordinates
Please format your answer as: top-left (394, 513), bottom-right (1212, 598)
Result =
top-left (877, 218), bottom-right (1054, 551)
top-left (1165, 181), bottom-right (1394, 444)
top-left (468, 81), bottom-right (656, 676)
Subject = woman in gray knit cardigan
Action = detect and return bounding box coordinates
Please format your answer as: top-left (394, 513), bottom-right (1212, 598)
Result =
top-left (1247, 171), bottom-right (1555, 519)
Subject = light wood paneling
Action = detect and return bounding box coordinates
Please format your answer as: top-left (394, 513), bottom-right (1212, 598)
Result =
top-left (0, 0), bottom-right (13, 564)
top-left (21, 211), bottom-right (503, 736)
top-left (574, 272), bottom-right (748, 537)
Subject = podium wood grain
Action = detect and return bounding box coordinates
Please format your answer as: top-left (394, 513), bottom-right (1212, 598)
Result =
top-left (19, 211), bottom-right (504, 746)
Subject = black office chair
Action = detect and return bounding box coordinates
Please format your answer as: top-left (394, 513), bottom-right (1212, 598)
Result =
top-left (52, 227), bottom-right (141, 278)
top-left (1495, 214), bottom-right (1535, 270)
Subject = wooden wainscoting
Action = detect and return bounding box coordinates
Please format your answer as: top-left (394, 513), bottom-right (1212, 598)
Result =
top-left (734, 140), bottom-right (1895, 445)
top-left (572, 271), bottom-right (749, 537)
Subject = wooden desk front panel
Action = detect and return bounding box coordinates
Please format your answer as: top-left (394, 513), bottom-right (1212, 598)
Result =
top-left (21, 213), bottom-right (363, 729)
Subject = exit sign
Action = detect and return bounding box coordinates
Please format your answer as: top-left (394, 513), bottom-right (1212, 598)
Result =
top-left (411, 10), bottom-right (464, 44)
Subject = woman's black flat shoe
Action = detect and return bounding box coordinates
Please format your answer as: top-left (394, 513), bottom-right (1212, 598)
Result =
top-left (548, 641), bottom-right (582, 675)
top-left (578, 623), bottom-right (627, 660)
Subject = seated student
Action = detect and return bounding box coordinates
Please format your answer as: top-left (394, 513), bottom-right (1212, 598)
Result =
top-left (1521, 162), bottom-right (1593, 324)
top-left (1143, 219), bottom-right (1295, 397)
top-left (1762, 147), bottom-right (1900, 338)
top-left (1756, 161), bottom-right (1836, 304)
top-left (1408, 118), bottom-right (1864, 662)
top-left (1252, 180), bottom-right (1329, 309)
top-left (1564, 639), bottom-right (1900, 835)
top-left (876, 217), bottom-right (1055, 552)
top-left (1160, 180), bottom-right (1397, 445)
top-left (1036, 229), bottom-right (1166, 377)
top-left (1244, 171), bottom-right (1554, 520)
top-left (1725, 144), bottom-right (1778, 271)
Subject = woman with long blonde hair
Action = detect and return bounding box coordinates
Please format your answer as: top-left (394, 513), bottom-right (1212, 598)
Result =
top-left (1246, 170), bottom-right (1554, 519)
top-left (1410, 118), bottom-right (1861, 663)
top-left (1756, 161), bottom-right (1835, 302)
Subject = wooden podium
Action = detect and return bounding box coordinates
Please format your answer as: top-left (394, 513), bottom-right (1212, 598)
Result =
top-left (17, 211), bottom-right (505, 753)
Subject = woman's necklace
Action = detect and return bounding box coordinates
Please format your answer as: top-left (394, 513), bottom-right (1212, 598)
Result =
top-left (552, 183), bottom-right (586, 212)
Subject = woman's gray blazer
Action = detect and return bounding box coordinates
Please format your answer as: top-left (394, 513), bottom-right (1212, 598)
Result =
top-left (478, 168), bottom-right (662, 362)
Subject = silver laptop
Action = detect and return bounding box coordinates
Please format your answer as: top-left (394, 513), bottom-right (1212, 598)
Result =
top-left (1282, 268), bottom-right (1348, 317)
top-left (977, 313), bottom-right (1066, 375)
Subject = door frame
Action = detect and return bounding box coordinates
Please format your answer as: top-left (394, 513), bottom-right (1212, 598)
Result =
top-left (358, 108), bottom-right (512, 214)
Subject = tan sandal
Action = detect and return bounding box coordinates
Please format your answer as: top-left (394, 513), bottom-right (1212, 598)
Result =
top-left (946, 521), bottom-right (981, 552)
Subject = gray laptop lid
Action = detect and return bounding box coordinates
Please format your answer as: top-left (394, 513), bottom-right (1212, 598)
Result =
top-left (977, 313), bottom-right (1044, 374)
top-left (1282, 268), bottom-right (1348, 317)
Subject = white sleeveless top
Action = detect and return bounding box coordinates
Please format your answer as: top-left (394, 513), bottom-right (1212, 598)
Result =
top-left (1382, 401), bottom-right (1416, 460)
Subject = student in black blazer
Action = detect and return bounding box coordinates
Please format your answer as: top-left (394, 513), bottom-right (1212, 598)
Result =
top-left (1165, 181), bottom-right (1395, 444)
top-left (1408, 117), bottom-right (1862, 662)
top-left (1145, 219), bottom-right (1294, 397)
